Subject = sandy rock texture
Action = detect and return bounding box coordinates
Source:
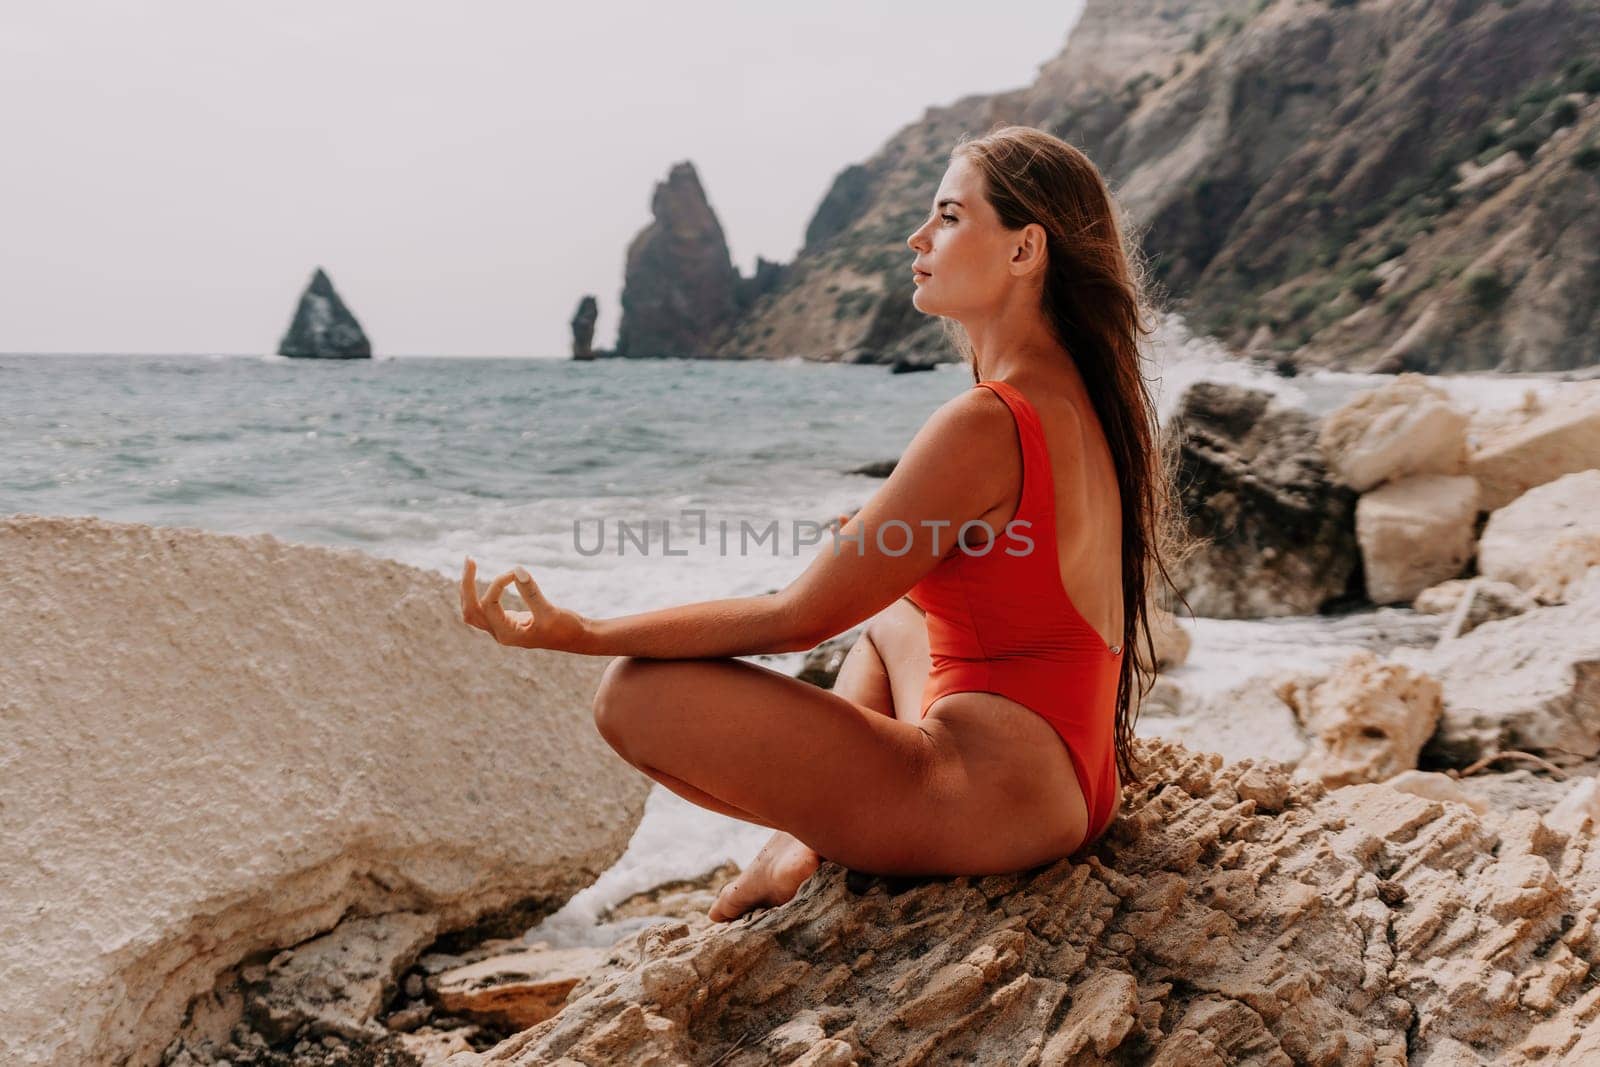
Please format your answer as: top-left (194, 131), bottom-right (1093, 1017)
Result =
top-left (1280, 650), bottom-right (1443, 788)
top-left (1468, 381), bottom-right (1600, 511)
top-left (1414, 577), bottom-right (1535, 636)
top-left (1399, 569), bottom-right (1600, 768)
top-left (1478, 469), bottom-right (1600, 605)
top-left (0, 514), bottom-right (646, 1067)
top-left (1355, 472), bottom-right (1479, 605)
top-left (433, 739), bottom-right (1600, 1066)
top-left (1318, 373), bottom-right (1469, 493)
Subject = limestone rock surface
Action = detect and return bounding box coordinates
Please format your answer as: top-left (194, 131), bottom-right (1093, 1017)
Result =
top-left (437, 739), bottom-right (1600, 1066)
top-left (1279, 650), bottom-right (1443, 787)
top-left (1356, 472), bottom-right (1479, 605)
top-left (1319, 373), bottom-right (1469, 492)
top-left (1468, 381), bottom-right (1600, 510)
top-left (0, 514), bottom-right (646, 1067)
top-left (1398, 570), bottom-right (1600, 767)
top-left (1478, 468), bottom-right (1600, 604)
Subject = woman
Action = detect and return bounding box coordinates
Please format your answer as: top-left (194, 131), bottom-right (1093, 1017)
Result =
top-left (460, 124), bottom-right (1187, 925)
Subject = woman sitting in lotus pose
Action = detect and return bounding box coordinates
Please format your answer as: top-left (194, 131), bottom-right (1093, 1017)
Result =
top-left (460, 123), bottom-right (1189, 925)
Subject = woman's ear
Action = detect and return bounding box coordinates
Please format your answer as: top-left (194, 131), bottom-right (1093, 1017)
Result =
top-left (1010, 222), bottom-right (1048, 277)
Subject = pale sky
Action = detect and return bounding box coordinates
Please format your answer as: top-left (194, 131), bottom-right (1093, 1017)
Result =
top-left (1, 2), bottom-right (1086, 357)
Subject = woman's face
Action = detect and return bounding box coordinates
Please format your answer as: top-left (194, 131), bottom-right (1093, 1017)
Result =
top-left (906, 154), bottom-right (1030, 320)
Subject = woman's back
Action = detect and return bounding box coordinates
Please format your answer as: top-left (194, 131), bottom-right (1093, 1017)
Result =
top-left (910, 375), bottom-right (1124, 656)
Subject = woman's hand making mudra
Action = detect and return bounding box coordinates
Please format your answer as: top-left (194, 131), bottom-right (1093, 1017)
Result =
top-left (458, 556), bottom-right (587, 651)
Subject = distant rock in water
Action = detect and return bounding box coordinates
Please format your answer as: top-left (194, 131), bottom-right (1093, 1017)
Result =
top-left (277, 267), bottom-right (372, 360)
top-left (847, 458), bottom-right (898, 477)
top-left (570, 295), bottom-right (598, 361)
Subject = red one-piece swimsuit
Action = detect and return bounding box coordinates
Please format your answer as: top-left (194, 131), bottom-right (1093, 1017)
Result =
top-left (905, 378), bottom-right (1125, 847)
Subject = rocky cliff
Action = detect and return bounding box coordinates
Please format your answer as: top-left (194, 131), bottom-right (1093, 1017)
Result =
top-left (639, 0), bottom-right (1600, 371)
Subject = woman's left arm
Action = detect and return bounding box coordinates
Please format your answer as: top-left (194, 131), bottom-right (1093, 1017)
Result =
top-left (460, 557), bottom-right (811, 657)
top-left (571, 591), bottom-right (807, 657)
top-left (461, 389), bottom-right (1015, 659)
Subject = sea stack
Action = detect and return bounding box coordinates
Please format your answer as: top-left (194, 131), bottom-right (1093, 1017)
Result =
top-left (613, 161), bottom-right (741, 359)
top-left (570, 295), bottom-right (599, 360)
top-left (277, 267), bottom-right (372, 360)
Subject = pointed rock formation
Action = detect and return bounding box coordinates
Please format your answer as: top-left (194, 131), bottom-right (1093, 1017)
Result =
top-left (277, 267), bottom-right (372, 360)
top-left (569, 295), bottom-right (599, 360)
top-left (613, 162), bottom-right (742, 359)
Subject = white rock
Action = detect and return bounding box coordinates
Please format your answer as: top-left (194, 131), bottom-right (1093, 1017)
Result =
top-left (1413, 577), bottom-right (1535, 620)
top-left (1390, 569), bottom-right (1600, 764)
top-left (1279, 650), bottom-right (1443, 788)
top-left (1319, 373), bottom-right (1468, 492)
top-left (1467, 379), bottom-right (1600, 511)
top-left (1543, 776), bottom-right (1600, 839)
top-left (0, 515), bottom-right (644, 1067)
top-left (1478, 469), bottom-right (1600, 604)
top-left (1356, 473), bottom-right (1480, 605)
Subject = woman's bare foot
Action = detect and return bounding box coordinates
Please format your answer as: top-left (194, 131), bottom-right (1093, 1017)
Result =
top-left (708, 829), bottom-right (822, 923)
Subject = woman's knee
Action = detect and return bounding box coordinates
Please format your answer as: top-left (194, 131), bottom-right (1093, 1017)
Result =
top-left (591, 655), bottom-right (655, 745)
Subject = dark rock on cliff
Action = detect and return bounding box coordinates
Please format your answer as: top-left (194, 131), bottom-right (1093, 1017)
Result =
top-left (569, 295), bottom-right (598, 361)
top-left (613, 162), bottom-right (743, 360)
top-left (277, 268), bottom-right (372, 360)
top-left (1165, 381), bottom-right (1361, 618)
top-left (734, 256), bottom-right (789, 313)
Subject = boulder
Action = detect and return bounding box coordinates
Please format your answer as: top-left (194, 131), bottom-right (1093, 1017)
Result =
top-left (1142, 674), bottom-right (1310, 767)
top-left (1413, 576), bottom-right (1537, 635)
top-left (277, 267), bottom-right (372, 360)
top-left (1478, 469), bottom-right (1600, 604)
top-left (1278, 650), bottom-right (1443, 788)
top-left (241, 913), bottom-right (440, 1043)
top-left (1356, 473), bottom-right (1480, 605)
top-left (1543, 776), bottom-right (1600, 839)
top-left (1396, 569), bottom-right (1600, 767)
top-left (437, 739), bottom-right (1600, 1066)
top-left (1467, 380), bottom-right (1600, 510)
top-left (1165, 382), bottom-right (1360, 618)
top-left (0, 514), bottom-right (646, 1067)
top-left (1318, 372), bottom-right (1469, 492)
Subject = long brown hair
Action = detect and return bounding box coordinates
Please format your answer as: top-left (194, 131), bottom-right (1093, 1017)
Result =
top-left (940, 124), bottom-right (1195, 788)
